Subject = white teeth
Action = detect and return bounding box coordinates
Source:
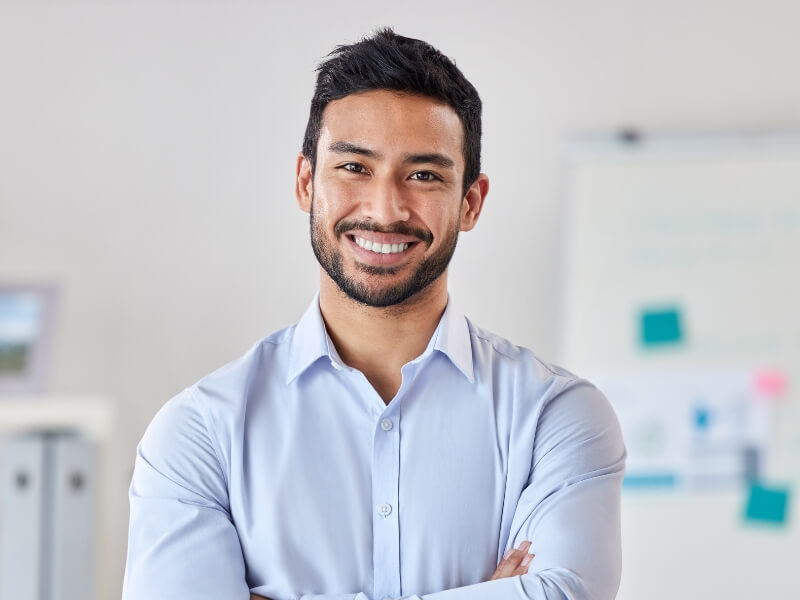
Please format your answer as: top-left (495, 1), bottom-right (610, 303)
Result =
top-left (353, 236), bottom-right (409, 254)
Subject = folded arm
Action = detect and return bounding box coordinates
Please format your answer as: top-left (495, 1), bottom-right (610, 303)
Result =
top-left (123, 390), bottom-right (380, 600)
top-left (251, 382), bottom-right (624, 600)
top-left (401, 382), bottom-right (626, 600)
top-left (249, 543), bottom-right (535, 600)
top-left (122, 390), bottom-right (252, 599)
top-left (124, 381), bottom-right (623, 600)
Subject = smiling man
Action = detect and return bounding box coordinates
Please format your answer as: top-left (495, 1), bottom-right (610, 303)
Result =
top-left (123, 29), bottom-right (626, 600)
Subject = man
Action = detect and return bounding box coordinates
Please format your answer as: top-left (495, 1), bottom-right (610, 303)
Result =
top-left (123, 29), bottom-right (625, 600)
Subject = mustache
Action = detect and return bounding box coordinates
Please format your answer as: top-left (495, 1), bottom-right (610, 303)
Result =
top-left (334, 219), bottom-right (434, 245)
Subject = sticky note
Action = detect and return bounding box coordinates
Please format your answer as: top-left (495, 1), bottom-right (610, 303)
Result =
top-left (693, 406), bottom-right (711, 430)
top-left (754, 370), bottom-right (788, 399)
top-left (744, 483), bottom-right (790, 525)
top-left (639, 307), bottom-right (684, 347)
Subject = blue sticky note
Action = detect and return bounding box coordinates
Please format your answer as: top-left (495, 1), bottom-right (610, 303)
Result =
top-left (640, 307), bottom-right (684, 347)
top-left (744, 483), bottom-right (790, 525)
top-left (694, 405), bottom-right (711, 430)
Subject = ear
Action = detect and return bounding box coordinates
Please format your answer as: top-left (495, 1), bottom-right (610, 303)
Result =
top-left (459, 173), bottom-right (489, 232)
top-left (295, 153), bottom-right (313, 213)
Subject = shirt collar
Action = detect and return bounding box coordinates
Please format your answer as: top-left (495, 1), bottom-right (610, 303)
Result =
top-left (430, 297), bottom-right (475, 383)
top-left (286, 292), bottom-right (334, 384)
top-left (286, 292), bottom-right (475, 384)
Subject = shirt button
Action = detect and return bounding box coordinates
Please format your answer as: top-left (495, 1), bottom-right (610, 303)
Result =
top-left (378, 503), bottom-right (392, 517)
top-left (380, 418), bottom-right (393, 431)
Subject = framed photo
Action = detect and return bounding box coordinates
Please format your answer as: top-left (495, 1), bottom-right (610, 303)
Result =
top-left (0, 284), bottom-right (58, 395)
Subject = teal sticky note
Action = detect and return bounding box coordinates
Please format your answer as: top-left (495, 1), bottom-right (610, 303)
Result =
top-left (744, 483), bottom-right (790, 525)
top-left (640, 307), bottom-right (684, 347)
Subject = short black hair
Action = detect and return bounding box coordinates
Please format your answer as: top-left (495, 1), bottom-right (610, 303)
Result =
top-left (302, 28), bottom-right (482, 196)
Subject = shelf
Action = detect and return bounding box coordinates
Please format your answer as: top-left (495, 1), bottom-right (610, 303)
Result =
top-left (0, 396), bottom-right (112, 442)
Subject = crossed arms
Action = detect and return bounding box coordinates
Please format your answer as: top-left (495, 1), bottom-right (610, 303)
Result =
top-left (122, 382), bottom-right (625, 600)
top-left (249, 543), bottom-right (535, 600)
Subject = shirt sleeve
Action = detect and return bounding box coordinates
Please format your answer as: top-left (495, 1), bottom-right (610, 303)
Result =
top-left (122, 390), bottom-right (371, 600)
top-left (403, 380), bottom-right (626, 600)
top-left (122, 389), bottom-right (251, 600)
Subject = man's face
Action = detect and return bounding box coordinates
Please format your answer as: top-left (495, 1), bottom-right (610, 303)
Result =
top-left (298, 89), bottom-right (474, 308)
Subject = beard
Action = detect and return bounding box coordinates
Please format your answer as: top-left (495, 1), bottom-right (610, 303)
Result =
top-left (309, 199), bottom-right (460, 308)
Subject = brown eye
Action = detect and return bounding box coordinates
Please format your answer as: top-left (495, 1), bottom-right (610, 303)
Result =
top-left (410, 171), bottom-right (439, 182)
top-left (341, 163), bottom-right (367, 174)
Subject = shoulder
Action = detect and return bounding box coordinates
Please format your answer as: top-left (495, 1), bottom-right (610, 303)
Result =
top-left (173, 322), bottom-right (297, 419)
top-left (143, 323), bottom-right (297, 447)
top-left (466, 318), bottom-right (621, 443)
top-left (199, 323), bottom-right (294, 385)
top-left (466, 318), bottom-right (581, 392)
top-left (464, 322), bottom-right (625, 476)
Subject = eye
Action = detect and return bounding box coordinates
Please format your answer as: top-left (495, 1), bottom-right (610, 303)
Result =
top-left (340, 163), bottom-right (369, 174)
top-left (409, 171), bottom-right (441, 182)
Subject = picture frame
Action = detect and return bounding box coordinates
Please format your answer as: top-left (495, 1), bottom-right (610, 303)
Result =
top-left (0, 284), bottom-right (58, 395)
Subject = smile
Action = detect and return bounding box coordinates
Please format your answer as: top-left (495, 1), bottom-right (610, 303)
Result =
top-left (352, 236), bottom-right (411, 254)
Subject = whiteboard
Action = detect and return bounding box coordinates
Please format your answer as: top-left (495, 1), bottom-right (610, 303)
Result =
top-left (558, 135), bottom-right (800, 600)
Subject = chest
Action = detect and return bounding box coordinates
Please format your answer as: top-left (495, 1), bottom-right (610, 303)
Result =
top-left (232, 369), bottom-right (521, 598)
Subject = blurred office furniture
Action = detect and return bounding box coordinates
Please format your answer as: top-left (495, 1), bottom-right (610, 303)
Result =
top-left (0, 398), bottom-right (111, 600)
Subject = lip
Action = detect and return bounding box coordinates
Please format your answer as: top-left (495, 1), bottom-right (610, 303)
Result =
top-left (345, 234), bottom-right (419, 266)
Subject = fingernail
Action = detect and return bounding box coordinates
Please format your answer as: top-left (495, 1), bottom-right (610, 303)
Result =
top-left (519, 540), bottom-right (531, 550)
top-left (521, 553), bottom-right (533, 567)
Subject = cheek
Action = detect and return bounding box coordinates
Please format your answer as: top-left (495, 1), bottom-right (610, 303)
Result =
top-left (314, 180), bottom-right (361, 221)
top-left (427, 208), bottom-right (461, 240)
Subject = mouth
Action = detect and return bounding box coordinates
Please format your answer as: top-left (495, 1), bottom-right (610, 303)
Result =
top-left (349, 235), bottom-right (417, 255)
top-left (344, 232), bottom-right (422, 266)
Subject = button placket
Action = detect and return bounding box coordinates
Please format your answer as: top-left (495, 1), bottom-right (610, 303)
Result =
top-left (371, 407), bottom-right (401, 600)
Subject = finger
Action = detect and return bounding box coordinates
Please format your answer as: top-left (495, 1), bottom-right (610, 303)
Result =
top-left (490, 541), bottom-right (531, 580)
top-left (513, 553), bottom-right (534, 576)
top-left (490, 548), bottom-right (520, 580)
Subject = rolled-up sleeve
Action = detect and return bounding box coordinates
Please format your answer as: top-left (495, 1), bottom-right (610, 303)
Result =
top-left (122, 389), bottom-right (250, 600)
top-left (404, 381), bottom-right (626, 600)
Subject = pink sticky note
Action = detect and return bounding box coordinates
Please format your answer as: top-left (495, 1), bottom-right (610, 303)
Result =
top-left (754, 370), bottom-right (788, 399)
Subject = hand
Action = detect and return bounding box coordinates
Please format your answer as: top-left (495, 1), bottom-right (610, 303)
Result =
top-left (489, 540), bottom-right (534, 580)
top-left (249, 543), bottom-right (534, 599)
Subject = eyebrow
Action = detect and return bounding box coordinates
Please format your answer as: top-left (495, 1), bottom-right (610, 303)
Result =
top-left (402, 152), bottom-right (455, 169)
top-left (328, 141), bottom-right (455, 169)
top-left (328, 141), bottom-right (380, 158)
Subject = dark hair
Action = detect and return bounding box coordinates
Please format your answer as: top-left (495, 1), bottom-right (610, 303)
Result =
top-left (302, 28), bottom-right (482, 196)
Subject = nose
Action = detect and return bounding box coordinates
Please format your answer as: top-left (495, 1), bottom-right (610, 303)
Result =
top-left (360, 176), bottom-right (411, 224)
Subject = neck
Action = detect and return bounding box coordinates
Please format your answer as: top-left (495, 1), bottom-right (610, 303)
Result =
top-left (318, 270), bottom-right (448, 403)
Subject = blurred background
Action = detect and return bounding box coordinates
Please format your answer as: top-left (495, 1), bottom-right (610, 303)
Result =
top-left (1, 1), bottom-right (798, 598)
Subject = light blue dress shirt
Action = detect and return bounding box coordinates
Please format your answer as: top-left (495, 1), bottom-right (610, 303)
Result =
top-left (123, 295), bottom-right (626, 600)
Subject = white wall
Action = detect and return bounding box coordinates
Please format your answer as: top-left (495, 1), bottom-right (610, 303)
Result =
top-left (1, 1), bottom-right (799, 598)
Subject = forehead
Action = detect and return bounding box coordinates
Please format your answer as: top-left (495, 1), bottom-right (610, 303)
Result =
top-left (318, 90), bottom-right (464, 164)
